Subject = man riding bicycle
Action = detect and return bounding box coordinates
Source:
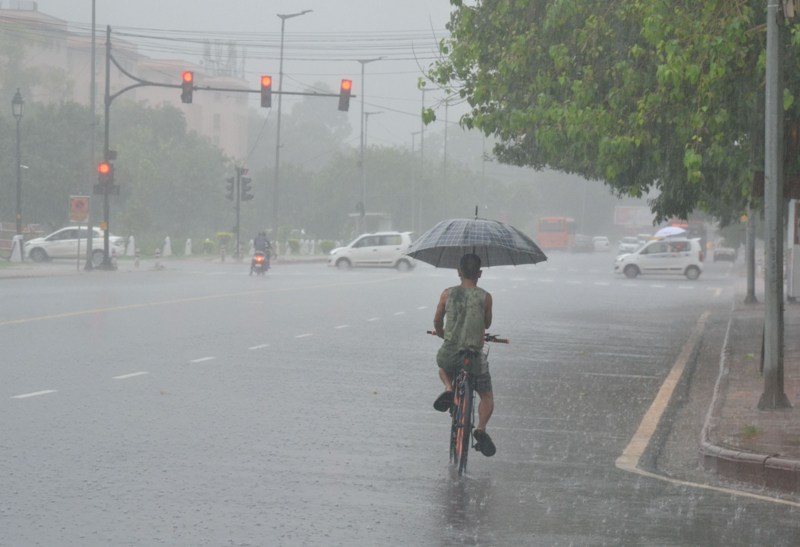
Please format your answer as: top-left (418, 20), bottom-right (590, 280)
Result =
top-left (432, 253), bottom-right (496, 457)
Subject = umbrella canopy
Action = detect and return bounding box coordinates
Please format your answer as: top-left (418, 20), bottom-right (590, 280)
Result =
top-left (406, 217), bottom-right (548, 269)
top-left (654, 226), bottom-right (686, 238)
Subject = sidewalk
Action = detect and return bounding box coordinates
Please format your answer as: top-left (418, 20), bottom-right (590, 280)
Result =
top-left (0, 254), bottom-right (328, 278)
top-left (700, 281), bottom-right (800, 494)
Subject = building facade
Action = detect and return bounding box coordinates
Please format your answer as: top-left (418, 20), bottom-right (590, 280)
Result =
top-left (1, 2), bottom-right (250, 161)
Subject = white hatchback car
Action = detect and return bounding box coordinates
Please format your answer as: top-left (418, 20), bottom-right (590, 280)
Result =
top-left (25, 226), bottom-right (125, 266)
top-left (614, 237), bottom-right (704, 280)
top-left (328, 231), bottom-right (416, 271)
top-left (592, 236), bottom-right (611, 252)
top-left (617, 236), bottom-right (640, 254)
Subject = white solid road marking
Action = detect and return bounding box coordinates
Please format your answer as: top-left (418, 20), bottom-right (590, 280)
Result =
top-left (612, 311), bottom-right (800, 508)
top-left (190, 357), bottom-right (215, 363)
top-left (11, 390), bottom-right (57, 399)
top-left (248, 344), bottom-right (270, 350)
top-left (113, 372), bottom-right (149, 380)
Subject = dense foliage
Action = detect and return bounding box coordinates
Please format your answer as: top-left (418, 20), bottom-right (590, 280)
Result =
top-left (427, 0), bottom-right (800, 225)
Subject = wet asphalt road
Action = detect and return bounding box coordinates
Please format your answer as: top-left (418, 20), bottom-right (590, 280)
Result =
top-left (2, 254), bottom-right (798, 546)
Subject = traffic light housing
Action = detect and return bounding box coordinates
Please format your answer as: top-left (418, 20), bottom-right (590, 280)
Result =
top-left (225, 177), bottom-right (235, 200)
top-left (240, 176), bottom-right (253, 201)
top-left (94, 162), bottom-right (115, 194)
top-left (98, 162), bottom-right (113, 184)
top-left (338, 79), bottom-right (352, 111)
top-left (181, 71), bottom-right (194, 104)
top-left (260, 75), bottom-right (272, 108)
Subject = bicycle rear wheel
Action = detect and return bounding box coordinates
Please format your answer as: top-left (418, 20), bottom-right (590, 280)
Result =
top-left (450, 371), bottom-right (473, 475)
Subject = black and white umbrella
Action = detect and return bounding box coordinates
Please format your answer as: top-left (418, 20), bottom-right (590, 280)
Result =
top-left (406, 216), bottom-right (547, 269)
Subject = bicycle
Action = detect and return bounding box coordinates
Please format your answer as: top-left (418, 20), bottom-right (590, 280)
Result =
top-left (429, 331), bottom-right (509, 475)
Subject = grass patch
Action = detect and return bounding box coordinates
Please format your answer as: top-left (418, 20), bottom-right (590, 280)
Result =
top-left (739, 424), bottom-right (762, 440)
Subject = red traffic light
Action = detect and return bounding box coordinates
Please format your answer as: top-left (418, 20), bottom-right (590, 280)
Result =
top-left (260, 75), bottom-right (272, 108)
top-left (97, 162), bottom-right (111, 175)
top-left (338, 79), bottom-right (353, 112)
top-left (181, 71), bottom-right (194, 104)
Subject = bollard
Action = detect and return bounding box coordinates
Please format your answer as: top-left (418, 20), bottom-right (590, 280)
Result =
top-left (9, 235), bottom-right (24, 262)
top-left (163, 236), bottom-right (172, 257)
top-left (185, 238), bottom-right (192, 256)
top-left (126, 235), bottom-right (136, 257)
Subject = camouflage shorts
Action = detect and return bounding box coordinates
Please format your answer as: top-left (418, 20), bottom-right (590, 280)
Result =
top-left (436, 343), bottom-right (493, 394)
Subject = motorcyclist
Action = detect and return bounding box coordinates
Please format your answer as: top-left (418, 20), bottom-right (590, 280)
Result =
top-left (253, 231), bottom-right (271, 269)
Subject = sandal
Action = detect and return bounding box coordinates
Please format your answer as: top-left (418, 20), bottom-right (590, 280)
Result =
top-left (473, 429), bottom-right (496, 457)
top-left (433, 390), bottom-right (454, 412)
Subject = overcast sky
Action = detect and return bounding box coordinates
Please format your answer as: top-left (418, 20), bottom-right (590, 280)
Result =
top-left (31, 0), bottom-right (459, 148)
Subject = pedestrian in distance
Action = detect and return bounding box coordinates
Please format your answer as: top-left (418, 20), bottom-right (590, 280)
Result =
top-left (432, 253), bottom-right (496, 457)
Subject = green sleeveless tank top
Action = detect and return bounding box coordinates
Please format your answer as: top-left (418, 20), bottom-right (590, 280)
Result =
top-left (444, 286), bottom-right (487, 351)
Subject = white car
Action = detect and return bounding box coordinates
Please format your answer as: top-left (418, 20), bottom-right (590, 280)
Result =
top-left (618, 236), bottom-right (640, 254)
top-left (592, 236), bottom-right (611, 252)
top-left (328, 231), bottom-right (416, 271)
top-left (614, 237), bottom-right (704, 280)
top-left (25, 226), bottom-right (125, 266)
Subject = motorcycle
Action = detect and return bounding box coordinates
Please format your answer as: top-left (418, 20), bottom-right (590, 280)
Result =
top-left (250, 250), bottom-right (269, 276)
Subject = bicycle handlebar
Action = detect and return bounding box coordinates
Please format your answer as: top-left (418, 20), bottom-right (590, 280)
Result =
top-left (426, 331), bottom-right (509, 344)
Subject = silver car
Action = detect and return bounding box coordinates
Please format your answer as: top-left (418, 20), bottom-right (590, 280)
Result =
top-left (328, 231), bottom-right (416, 271)
top-left (614, 237), bottom-right (704, 280)
top-left (25, 226), bottom-right (125, 266)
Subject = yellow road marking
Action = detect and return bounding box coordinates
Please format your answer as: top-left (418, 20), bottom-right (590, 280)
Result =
top-left (616, 310), bottom-right (800, 508)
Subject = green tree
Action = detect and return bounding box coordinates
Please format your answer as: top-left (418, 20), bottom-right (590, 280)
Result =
top-left (427, 0), bottom-right (797, 225)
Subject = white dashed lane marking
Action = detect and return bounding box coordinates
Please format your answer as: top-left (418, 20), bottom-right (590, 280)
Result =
top-left (113, 372), bottom-right (149, 380)
top-left (11, 390), bottom-right (57, 399)
top-left (190, 357), bottom-right (215, 363)
top-left (249, 344), bottom-right (270, 350)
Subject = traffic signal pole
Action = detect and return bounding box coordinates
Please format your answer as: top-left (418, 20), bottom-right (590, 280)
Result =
top-left (100, 25), bottom-right (112, 269)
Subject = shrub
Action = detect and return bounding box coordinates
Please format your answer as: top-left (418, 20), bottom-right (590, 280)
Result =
top-left (319, 240), bottom-right (335, 254)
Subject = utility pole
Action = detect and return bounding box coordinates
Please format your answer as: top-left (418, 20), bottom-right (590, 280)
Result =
top-left (759, 0), bottom-right (791, 409)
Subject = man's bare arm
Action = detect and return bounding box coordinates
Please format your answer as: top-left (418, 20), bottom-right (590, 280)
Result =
top-left (433, 288), bottom-right (448, 337)
top-left (484, 292), bottom-right (493, 329)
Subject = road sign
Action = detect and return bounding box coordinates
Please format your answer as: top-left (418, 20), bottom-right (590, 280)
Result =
top-left (70, 195), bottom-right (90, 224)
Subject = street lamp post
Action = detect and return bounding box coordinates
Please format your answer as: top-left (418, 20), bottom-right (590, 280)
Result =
top-left (357, 57), bottom-right (382, 232)
top-left (362, 110), bottom-right (383, 230)
top-left (272, 9), bottom-right (312, 243)
top-left (12, 88), bottom-right (24, 243)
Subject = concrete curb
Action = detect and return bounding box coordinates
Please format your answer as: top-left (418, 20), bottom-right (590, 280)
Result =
top-left (699, 305), bottom-right (800, 494)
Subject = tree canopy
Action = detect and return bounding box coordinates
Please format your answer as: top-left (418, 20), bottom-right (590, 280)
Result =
top-left (427, 0), bottom-right (800, 224)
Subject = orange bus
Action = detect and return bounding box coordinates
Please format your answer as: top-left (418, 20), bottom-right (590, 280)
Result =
top-left (536, 217), bottom-right (576, 250)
